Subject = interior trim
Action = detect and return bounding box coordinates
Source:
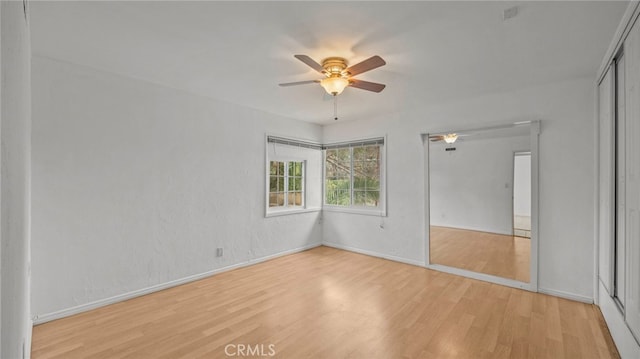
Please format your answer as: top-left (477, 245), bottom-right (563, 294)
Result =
top-left (422, 120), bottom-right (540, 293)
top-left (538, 287), bottom-right (593, 304)
top-left (322, 242), bottom-right (424, 267)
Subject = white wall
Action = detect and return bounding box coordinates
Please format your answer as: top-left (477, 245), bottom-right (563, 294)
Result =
top-left (514, 154), bottom-right (532, 217)
top-left (31, 57), bottom-right (323, 318)
top-left (429, 135), bottom-right (529, 235)
top-left (1, 1), bottom-right (32, 358)
top-left (323, 76), bottom-right (597, 300)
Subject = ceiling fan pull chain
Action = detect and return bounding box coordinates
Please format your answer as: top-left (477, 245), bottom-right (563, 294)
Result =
top-left (334, 95), bottom-right (338, 121)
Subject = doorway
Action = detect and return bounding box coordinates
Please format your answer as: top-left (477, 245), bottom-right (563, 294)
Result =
top-left (513, 152), bottom-right (532, 238)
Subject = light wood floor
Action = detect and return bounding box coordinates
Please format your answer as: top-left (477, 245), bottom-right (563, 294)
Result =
top-left (431, 226), bottom-right (531, 283)
top-left (32, 246), bottom-right (618, 358)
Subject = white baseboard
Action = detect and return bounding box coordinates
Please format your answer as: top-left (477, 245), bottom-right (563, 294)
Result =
top-left (598, 280), bottom-right (640, 359)
top-left (429, 224), bottom-right (513, 237)
top-left (322, 242), bottom-right (424, 267)
top-left (538, 287), bottom-right (593, 304)
top-left (33, 242), bottom-right (322, 325)
top-left (427, 263), bottom-right (533, 292)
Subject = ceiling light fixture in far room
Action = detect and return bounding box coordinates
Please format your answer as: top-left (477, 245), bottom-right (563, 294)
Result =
top-left (444, 133), bottom-right (458, 144)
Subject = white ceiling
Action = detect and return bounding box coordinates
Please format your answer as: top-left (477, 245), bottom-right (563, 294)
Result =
top-left (30, 1), bottom-right (628, 124)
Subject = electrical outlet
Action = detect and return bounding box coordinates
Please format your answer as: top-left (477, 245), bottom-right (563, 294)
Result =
top-left (216, 248), bottom-right (223, 257)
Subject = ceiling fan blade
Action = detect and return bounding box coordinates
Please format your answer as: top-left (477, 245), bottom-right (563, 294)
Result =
top-left (430, 136), bottom-right (444, 142)
top-left (349, 79), bottom-right (386, 93)
top-left (279, 80), bottom-right (320, 87)
top-left (294, 55), bottom-right (325, 74)
top-left (345, 55), bottom-right (386, 76)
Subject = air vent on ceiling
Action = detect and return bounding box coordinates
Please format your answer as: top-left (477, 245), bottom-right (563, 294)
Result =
top-left (503, 6), bottom-right (518, 21)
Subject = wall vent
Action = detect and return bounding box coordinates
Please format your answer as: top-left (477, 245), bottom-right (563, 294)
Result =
top-left (503, 6), bottom-right (518, 21)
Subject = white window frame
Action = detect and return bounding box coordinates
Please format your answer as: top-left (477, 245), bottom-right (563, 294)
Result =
top-left (266, 157), bottom-right (307, 216)
top-left (322, 136), bottom-right (387, 216)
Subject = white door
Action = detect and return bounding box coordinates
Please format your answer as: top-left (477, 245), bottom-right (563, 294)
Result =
top-left (625, 18), bottom-right (640, 341)
top-left (616, 53), bottom-right (626, 308)
top-left (599, 65), bottom-right (615, 295)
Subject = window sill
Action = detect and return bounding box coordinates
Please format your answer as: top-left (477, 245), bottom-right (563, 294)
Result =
top-left (322, 205), bottom-right (387, 217)
top-left (265, 207), bottom-right (322, 218)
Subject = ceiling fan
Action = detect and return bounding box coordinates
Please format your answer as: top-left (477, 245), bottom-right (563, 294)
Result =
top-left (279, 55), bottom-right (386, 96)
top-left (429, 133), bottom-right (471, 144)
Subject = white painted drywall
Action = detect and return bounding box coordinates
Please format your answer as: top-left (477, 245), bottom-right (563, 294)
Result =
top-left (1, 1), bottom-right (32, 358)
top-left (323, 76), bottom-right (597, 300)
top-left (429, 135), bottom-right (529, 235)
top-left (514, 154), bottom-right (532, 217)
top-left (31, 57), bottom-right (323, 317)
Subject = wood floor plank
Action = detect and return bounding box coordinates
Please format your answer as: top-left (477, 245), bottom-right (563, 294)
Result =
top-left (32, 246), bottom-right (619, 358)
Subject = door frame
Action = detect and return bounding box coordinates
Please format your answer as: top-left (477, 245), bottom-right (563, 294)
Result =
top-left (513, 151), bottom-right (532, 238)
top-left (422, 120), bottom-right (540, 292)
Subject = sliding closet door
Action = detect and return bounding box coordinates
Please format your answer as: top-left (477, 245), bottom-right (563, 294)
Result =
top-left (599, 65), bottom-right (615, 295)
top-left (616, 53), bottom-right (626, 308)
top-left (625, 18), bottom-right (640, 340)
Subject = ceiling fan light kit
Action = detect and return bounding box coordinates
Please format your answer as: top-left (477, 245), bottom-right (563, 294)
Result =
top-left (443, 134), bottom-right (458, 144)
top-left (320, 77), bottom-right (349, 96)
top-left (279, 54), bottom-right (387, 120)
top-left (430, 133), bottom-right (465, 144)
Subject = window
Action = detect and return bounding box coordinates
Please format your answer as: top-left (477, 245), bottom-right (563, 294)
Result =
top-left (324, 138), bottom-right (384, 213)
top-left (269, 160), bottom-right (304, 208)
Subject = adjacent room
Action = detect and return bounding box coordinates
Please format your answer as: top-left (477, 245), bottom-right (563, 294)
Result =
top-left (1, 1), bottom-right (640, 358)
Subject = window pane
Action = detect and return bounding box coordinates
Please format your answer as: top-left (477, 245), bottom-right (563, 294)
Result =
top-left (325, 144), bottom-right (380, 208)
top-left (294, 162), bottom-right (303, 176)
top-left (327, 150), bottom-right (350, 182)
top-left (326, 179), bottom-right (351, 205)
top-left (325, 148), bottom-right (352, 206)
top-left (270, 161), bottom-right (278, 175)
top-left (269, 176), bottom-right (277, 192)
top-left (354, 190), bottom-right (380, 207)
top-left (277, 176), bottom-right (284, 191)
top-left (354, 146), bottom-right (380, 193)
top-left (278, 162), bottom-right (284, 176)
top-left (269, 192), bottom-right (286, 207)
top-left (365, 191), bottom-right (380, 207)
top-left (288, 162), bottom-right (294, 176)
top-left (288, 177), bottom-right (301, 191)
top-left (287, 192), bottom-right (303, 206)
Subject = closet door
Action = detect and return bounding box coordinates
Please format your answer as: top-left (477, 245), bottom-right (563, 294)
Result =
top-left (625, 18), bottom-right (640, 340)
top-left (599, 65), bottom-right (615, 295)
top-left (616, 53), bottom-right (626, 308)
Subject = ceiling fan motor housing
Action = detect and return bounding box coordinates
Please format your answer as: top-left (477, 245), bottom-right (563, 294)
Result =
top-left (322, 57), bottom-right (348, 77)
